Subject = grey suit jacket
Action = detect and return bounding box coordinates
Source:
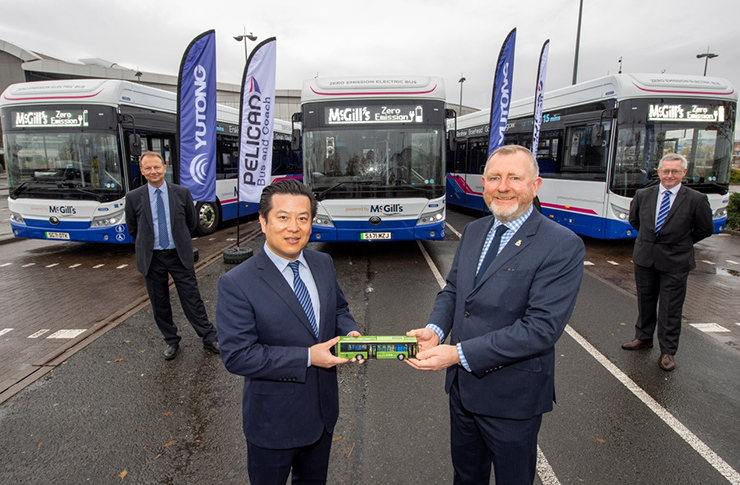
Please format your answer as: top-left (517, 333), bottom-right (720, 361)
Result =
top-left (124, 182), bottom-right (197, 275)
top-left (428, 210), bottom-right (585, 419)
top-left (216, 248), bottom-right (359, 449)
top-left (629, 184), bottom-right (713, 273)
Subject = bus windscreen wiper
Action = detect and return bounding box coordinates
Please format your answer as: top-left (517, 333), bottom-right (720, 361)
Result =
top-left (316, 181), bottom-right (346, 200)
top-left (9, 182), bottom-right (29, 198)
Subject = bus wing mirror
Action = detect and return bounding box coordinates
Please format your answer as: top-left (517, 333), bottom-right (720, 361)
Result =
top-left (128, 133), bottom-right (142, 158)
top-left (291, 112), bottom-right (302, 151)
top-left (447, 132), bottom-right (457, 152)
top-left (591, 124), bottom-right (604, 147)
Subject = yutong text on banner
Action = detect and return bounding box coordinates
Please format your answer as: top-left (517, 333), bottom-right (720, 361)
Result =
top-left (488, 28), bottom-right (516, 157)
top-left (177, 30), bottom-right (217, 202)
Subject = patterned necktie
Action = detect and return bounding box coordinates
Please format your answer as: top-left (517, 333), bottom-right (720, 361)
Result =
top-left (155, 188), bottom-right (170, 248)
top-left (475, 224), bottom-right (508, 285)
top-left (289, 261), bottom-right (319, 338)
top-left (654, 190), bottom-right (671, 235)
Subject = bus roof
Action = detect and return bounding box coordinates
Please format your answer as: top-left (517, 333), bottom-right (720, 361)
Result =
top-left (455, 73), bottom-right (737, 130)
top-left (301, 75), bottom-right (446, 103)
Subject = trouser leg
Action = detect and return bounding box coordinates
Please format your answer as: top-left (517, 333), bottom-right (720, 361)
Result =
top-left (657, 270), bottom-right (689, 355)
top-left (634, 263), bottom-right (660, 341)
top-left (144, 254), bottom-right (179, 345)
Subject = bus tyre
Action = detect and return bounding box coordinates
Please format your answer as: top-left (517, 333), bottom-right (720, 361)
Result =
top-left (356, 354), bottom-right (364, 361)
top-left (195, 201), bottom-right (220, 236)
top-left (193, 247), bottom-right (199, 262)
top-left (223, 246), bottom-right (253, 265)
top-left (397, 354), bottom-right (405, 361)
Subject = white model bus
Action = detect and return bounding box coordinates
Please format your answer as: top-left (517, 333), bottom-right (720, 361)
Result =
top-left (293, 75), bottom-right (451, 242)
top-left (448, 73), bottom-right (736, 239)
top-left (1, 79), bottom-right (300, 243)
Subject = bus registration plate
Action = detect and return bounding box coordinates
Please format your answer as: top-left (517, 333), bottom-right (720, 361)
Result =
top-left (360, 232), bottom-right (391, 240)
top-left (45, 232), bottom-right (70, 240)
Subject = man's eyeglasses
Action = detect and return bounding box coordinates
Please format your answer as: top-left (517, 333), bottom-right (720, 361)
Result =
top-left (658, 169), bottom-right (684, 176)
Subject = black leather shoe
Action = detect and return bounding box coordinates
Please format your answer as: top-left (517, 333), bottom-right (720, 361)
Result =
top-left (621, 338), bottom-right (653, 350)
top-left (164, 343), bottom-right (180, 360)
top-left (659, 353), bottom-right (676, 371)
top-left (203, 340), bottom-right (220, 354)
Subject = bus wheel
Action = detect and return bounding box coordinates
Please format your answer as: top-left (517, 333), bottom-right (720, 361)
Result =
top-left (195, 201), bottom-right (220, 236)
top-left (356, 354), bottom-right (365, 361)
top-left (397, 354), bottom-right (405, 361)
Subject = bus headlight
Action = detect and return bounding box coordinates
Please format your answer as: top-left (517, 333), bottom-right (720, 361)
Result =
top-left (91, 209), bottom-right (126, 227)
top-left (611, 204), bottom-right (629, 221)
top-left (313, 213), bottom-right (334, 227)
top-left (417, 208), bottom-right (445, 226)
top-left (713, 207), bottom-right (727, 219)
top-left (10, 212), bottom-right (25, 224)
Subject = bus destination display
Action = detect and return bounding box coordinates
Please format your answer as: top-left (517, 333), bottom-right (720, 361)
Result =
top-left (325, 105), bottom-right (423, 125)
top-left (12, 108), bottom-right (89, 128)
top-left (647, 103), bottom-right (725, 123)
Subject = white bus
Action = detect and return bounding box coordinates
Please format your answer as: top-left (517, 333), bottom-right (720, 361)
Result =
top-left (448, 73), bottom-right (736, 239)
top-left (1, 79), bottom-right (300, 243)
top-left (294, 75), bottom-right (451, 242)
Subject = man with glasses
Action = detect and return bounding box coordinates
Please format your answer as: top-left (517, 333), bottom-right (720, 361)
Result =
top-left (622, 153), bottom-right (713, 371)
top-left (125, 151), bottom-right (220, 360)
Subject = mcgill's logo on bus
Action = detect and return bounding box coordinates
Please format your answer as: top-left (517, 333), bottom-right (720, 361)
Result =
top-left (49, 205), bottom-right (77, 215)
top-left (370, 204), bottom-right (403, 214)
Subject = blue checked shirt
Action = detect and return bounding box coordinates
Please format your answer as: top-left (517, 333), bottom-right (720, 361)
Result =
top-left (428, 206), bottom-right (534, 372)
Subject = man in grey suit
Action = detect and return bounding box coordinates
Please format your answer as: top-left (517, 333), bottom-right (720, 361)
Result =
top-left (622, 153), bottom-right (714, 371)
top-left (407, 145), bottom-right (584, 485)
top-left (216, 179), bottom-right (361, 485)
top-left (124, 151), bottom-right (219, 360)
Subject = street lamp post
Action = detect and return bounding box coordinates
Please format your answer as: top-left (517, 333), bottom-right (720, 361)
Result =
top-left (458, 74), bottom-right (466, 115)
top-left (233, 28), bottom-right (258, 61)
top-left (696, 47), bottom-right (718, 76)
top-left (572, 0), bottom-right (583, 85)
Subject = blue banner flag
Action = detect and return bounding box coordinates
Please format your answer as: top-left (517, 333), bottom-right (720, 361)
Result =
top-left (177, 30), bottom-right (217, 201)
top-left (239, 37), bottom-right (277, 203)
top-left (488, 28), bottom-right (517, 157)
top-left (532, 40), bottom-right (550, 158)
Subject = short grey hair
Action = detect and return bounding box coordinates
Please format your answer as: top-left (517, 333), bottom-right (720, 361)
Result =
top-left (659, 152), bottom-right (688, 170)
top-left (485, 145), bottom-right (539, 178)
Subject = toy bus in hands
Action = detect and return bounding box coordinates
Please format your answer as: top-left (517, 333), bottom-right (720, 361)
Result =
top-left (336, 336), bottom-right (418, 361)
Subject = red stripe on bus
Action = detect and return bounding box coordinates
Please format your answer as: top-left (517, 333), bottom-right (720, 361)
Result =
top-left (3, 89), bottom-right (105, 101)
top-left (540, 202), bottom-right (598, 215)
top-left (631, 83), bottom-right (735, 96)
top-left (310, 85), bottom-right (438, 97)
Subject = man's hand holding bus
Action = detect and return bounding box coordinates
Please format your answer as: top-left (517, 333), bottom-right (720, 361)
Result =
top-left (310, 332), bottom-right (364, 368)
top-left (405, 328), bottom-right (460, 371)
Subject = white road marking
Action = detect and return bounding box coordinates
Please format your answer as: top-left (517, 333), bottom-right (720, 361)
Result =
top-left (690, 323), bottom-right (730, 333)
top-left (93, 264), bottom-right (105, 268)
top-left (445, 222), bottom-right (462, 238)
top-left (68, 264), bottom-right (81, 268)
top-left (0, 328), bottom-right (14, 336)
top-left (22, 263), bottom-right (35, 267)
top-left (116, 264), bottom-right (128, 269)
top-left (726, 260), bottom-right (739, 265)
top-left (607, 260), bottom-right (619, 265)
top-left (416, 241), bottom-right (446, 289)
top-left (45, 263), bottom-right (59, 268)
top-left (584, 261), bottom-right (595, 266)
top-left (702, 260), bottom-right (716, 265)
top-left (28, 329), bottom-right (50, 338)
top-left (46, 329), bottom-right (86, 339)
top-left (565, 326), bottom-right (740, 484)
top-left (0, 262), bottom-right (12, 267)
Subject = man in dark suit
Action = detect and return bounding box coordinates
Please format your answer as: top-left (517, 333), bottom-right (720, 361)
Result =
top-left (407, 145), bottom-right (584, 485)
top-left (124, 151), bottom-right (219, 360)
top-left (622, 153), bottom-right (713, 371)
top-left (216, 179), bottom-right (361, 485)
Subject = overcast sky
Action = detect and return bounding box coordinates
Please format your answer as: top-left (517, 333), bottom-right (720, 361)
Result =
top-left (2, 0), bottom-right (739, 115)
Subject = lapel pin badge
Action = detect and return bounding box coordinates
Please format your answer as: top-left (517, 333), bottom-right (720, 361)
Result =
top-left (515, 240), bottom-right (521, 247)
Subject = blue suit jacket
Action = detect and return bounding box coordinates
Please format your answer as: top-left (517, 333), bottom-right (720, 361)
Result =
top-left (216, 248), bottom-right (359, 449)
top-left (428, 210), bottom-right (585, 419)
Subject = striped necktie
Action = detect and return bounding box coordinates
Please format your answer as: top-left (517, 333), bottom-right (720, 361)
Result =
top-left (654, 190), bottom-right (671, 235)
top-left (155, 188), bottom-right (170, 248)
top-left (289, 261), bottom-right (318, 338)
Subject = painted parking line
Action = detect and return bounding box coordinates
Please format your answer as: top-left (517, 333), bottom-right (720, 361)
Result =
top-left (69, 264), bottom-right (81, 268)
top-left (0, 262), bottom-right (12, 267)
top-left (93, 264), bottom-right (105, 268)
top-left (46, 329), bottom-right (87, 339)
top-left (116, 264), bottom-right (128, 269)
top-left (702, 260), bottom-right (716, 265)
top-left (45, 263), bottom-right (59, 268)
top-left (28, 329), bottom-right (51, 338)
top-left (584, 261), bottom-right (595, 266)
top-left (726, 260), bottom-right (739, 265)
top-left (607, 260), bottom-right (619, 265)
top-left (690, 323), bottom-right (731, 333)
top-left (0, 328), bottom-right (14, 336)
top-left (22, 263), bottom-right (35, 267)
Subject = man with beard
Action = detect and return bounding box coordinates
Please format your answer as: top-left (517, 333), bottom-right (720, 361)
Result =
top-left (407, 145), bottom-right (585, 485)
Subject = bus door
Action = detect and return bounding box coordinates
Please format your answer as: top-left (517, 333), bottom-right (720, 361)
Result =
top-left (465, 138), bottom-right (488, 211)
top-left (447, 139), bottom-right (467, 206)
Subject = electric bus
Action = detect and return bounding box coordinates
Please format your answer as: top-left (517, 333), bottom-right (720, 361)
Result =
top-left (0, 79), bottom-right (300, 244)
top-left (336, 335), bottom-right (418, 361)
top-left (293, 75), bottom-right (452, 242)
top-left (447, 73), bottom-right (736, 239)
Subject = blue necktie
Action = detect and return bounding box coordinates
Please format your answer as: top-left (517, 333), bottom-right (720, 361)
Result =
top-left (155, 188), bottom-right (170, 249)
top-left (655, 191), bottom-right (671, 235)
top-left (289, 261), bottom-right (318, 338)
top-left (475, 224), bottom-right (508, 285)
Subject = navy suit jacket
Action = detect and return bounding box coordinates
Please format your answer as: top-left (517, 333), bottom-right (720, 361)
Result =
top-left (629, 184), bottom-right (713, 273)
top-left (124, 182), bottom-right (197, 275)
top-left (428, 210), bottom-right (585, 419)
top-left (216, 248), bottom-right (359, 449)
